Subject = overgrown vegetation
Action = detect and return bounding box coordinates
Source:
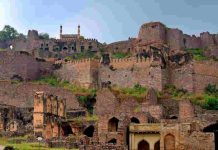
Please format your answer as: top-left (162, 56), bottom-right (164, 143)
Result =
top-left (111, 52), bottom-right (131, 59)
top-left (0, 25), bottom-right (25, 41)
top-left (72, 51), bottom-right (99, 60)
top-left (186, 48), bottom-right (209, 61)
top-left (162, 84), bottom-right (218, 110)
top-left (110, 84), bottom-right (147, 101)
top-left (68, 115), bottom-right (98, 123)
top-left (39, 33), bottom-right (49, 40)
top-left (0, 136), bottom-right (72, 150)
top-left (33, 76), bottom-right (96, 96)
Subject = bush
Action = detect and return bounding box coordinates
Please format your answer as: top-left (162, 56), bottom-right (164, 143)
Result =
top-left (203, 96), bottom-right (218, 110)
top-left (205, 84), bottom-right (218, 96)
top-left (186, 48), bottom-right (209, 61)
top-left (111, 52), bottom-right (131, 59)
top-left (110, 84), bottom-right (147, 100)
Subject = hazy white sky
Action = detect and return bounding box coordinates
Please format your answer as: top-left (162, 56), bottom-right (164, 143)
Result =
top-left (0, 0), bottom-right (218, 43)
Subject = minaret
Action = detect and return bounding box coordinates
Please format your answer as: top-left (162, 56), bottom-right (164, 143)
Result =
top-left (77, 25), bottom-right (80, 39)
top-left (60, 25), bottom-right (62, 39)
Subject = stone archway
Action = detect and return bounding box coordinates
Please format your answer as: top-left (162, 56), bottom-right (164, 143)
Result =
top-left (138, 140), bottom-right (149, 150)
top-left (203, 122), bottom-right (218, 150)
top-left (108, 117), bottom-right (119, 132)
top-left (131, 117), bottom-right (140, 124)
top-left (83, 125), bottom-right (95, 137)
top-left (61, 123), bottom-right (73, 136)
top-left (154, 140), bottom-right (160, 150)
top-left (164, 134), bottom-right (175, 150)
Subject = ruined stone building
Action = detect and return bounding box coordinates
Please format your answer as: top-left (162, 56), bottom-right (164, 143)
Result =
top-left (33, 91), bottom-right (66, 139)
top-left (0, 22), bottom-right (218, 150)
top-left (0, 25), bottom-right (102, 59)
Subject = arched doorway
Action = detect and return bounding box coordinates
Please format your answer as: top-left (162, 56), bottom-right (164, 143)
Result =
top-left (108, 117), bottom-right (119, 132)
top-left (108, 138), bottom-right (117, 144)
top-left (131, 117), bottom-right (140, 124)
top-left (203, 123), bottom-right (218, 150)
top-left (154, 140), bottom-right (160, 150)
top-left (61, 123), bottom-right (73, 136)
top-left (83, 125), bottom-right (95, 137)
top-left (138, 140), bottom-right (149, 150)
top-left (164, 134), bottom-right (175, 150)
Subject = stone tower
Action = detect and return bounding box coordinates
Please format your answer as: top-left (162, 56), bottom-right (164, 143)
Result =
top-left (78, 25), bottom-right (80, 39)
top-left (60, 25), bottom-right (63, 38)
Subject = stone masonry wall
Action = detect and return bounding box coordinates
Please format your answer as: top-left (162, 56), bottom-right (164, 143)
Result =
top-left (0, 51), bottom-right (52, 81)
top-left (193, 60), bottom-right (218, 93)
top-left (0, 81), bottom-right (81, 109)
top-left (99, 58), bottom-right (166, 91)
top-left (171, 60), bottom-right (218, 93)
top-left (54, 59), bottom-right (99, 88)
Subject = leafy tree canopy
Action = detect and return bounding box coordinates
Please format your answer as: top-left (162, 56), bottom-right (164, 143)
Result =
top-left (39, 33), bottom-right (49, 40)
top-left (0, 25), bottom-right (27, 41)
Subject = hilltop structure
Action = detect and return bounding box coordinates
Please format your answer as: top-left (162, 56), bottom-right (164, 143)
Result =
top-left (0, 22), bottom-right (218, 150)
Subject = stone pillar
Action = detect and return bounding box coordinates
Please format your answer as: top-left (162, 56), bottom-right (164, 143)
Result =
top-left (179, 100), bottom-right (195, 122)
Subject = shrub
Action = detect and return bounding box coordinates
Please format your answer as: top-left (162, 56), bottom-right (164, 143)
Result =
top-left (186, 48), bottom-right (209, 61)
top-left (111, 52), bottom-right (131, 59)
top-left (110, 84), bottom-right (147, 100)
top-left (205, 84), bottom-right (218, 96)
top-left (203, 96), bottom-right (218, 110)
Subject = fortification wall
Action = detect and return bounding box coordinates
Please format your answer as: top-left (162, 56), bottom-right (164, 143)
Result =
top-left (193, 60), bottom-right (218, 93)
top-left (0, 51), bottom-right (52, 81)
top-left (54, 59), bottom-right (99, 88)
top-left (105, 39), bottom-right (135, 53)
top-left (0, 81), bottom-right (80, 109)
top-left (171, 60), bottom-right (218, 93)
top-left (166, 28), bottom-right (185, 52)
top-left (171, 62), bottom-right (194, 92)
top-left (99, 58), bottom-right (166, 91)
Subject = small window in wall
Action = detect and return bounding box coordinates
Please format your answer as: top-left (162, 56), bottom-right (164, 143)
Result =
top-left (46, 43), bottom-right (49, 46)
top-left (88, 45), bottom-right (92, 50)
top-left (83, 125), bottom-right (95, 137)
top-left (108, 117), bottom-right (119, 132)
top-left (108, 138), bottom-right (117, 144)
top-left (81, 46), bottom-right (84, 52)
top-left (131, 117), bottom-right (140, 124)
top-left (41, 44), bottom-right (43, 48)
top-left (63, 47), bottom-right (68, 50)
top-left (45, 47), bottom-right (49, 51)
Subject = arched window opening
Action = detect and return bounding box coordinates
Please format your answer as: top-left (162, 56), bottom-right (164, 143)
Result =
top-left (164, 134), bottom-right (175, 150)
top-left (61, 123), bottom-right (73, 136)
top-left (154, 140), bottom-right (160, 150)
top-left (83, 125), bottom-right (95, 137)
top-left (108, 138), bottom-right (117, 144)
top-left (63, 47), bottom-right (68, 50)
top-left (138, 140), bottom-right (149, 150)
top-left (108, 117), bottom-right (119, 132)
top-left (203, 123), bottom-right (218, 150)
top-left (131, 117), bottom-right (140, 124)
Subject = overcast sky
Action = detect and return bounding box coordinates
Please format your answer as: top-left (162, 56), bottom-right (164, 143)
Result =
top-left (0, 0), bottom-right (218, 43)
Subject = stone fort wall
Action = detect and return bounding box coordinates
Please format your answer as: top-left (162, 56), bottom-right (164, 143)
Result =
top-left (55, 57), bottom-right (218, 93)
top-left (0, 51), bottom-right (52, 81)
top-left (171, 60), bottom-right (218, 93)
top-left (0, 81), bottom-right (81, 109)
top-left (54, 59), bottom-right (100, 88)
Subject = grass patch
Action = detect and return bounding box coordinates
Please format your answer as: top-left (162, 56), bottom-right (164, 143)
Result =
top-left (71, 51), bottom-right (99, 60)
top-left (111, 52), bottom-right (131, 59)
top-left (162, 84), bottom-right (218, 110)
top-left (68, 115), bottom-right (98, 123)
top-left (186, 48), bottom-right (209, 61)
top-left (0, 136), bottom-right (75, 150)
top-left (110, 84), bottom-right (147, 101)
top-left (33, 76), bottom-right (96, 96)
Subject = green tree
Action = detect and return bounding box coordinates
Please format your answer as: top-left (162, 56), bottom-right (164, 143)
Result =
top-left (39, 33), bottom-right (49, 40)
top-left (0, 25), bottom-right (19, 41)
